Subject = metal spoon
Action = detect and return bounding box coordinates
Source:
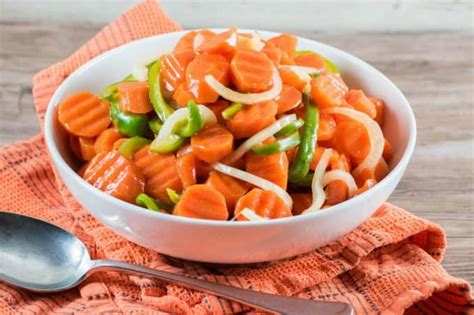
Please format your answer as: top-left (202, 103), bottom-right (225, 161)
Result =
top-left (0, 212), bottom-right (353, 314)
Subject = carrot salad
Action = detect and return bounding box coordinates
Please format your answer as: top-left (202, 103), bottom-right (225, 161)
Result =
top-left (57, 29), bottom-right (392, 221)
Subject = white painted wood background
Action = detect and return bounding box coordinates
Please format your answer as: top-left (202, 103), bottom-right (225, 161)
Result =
top-left (1, 0), bottom-right (472, 31)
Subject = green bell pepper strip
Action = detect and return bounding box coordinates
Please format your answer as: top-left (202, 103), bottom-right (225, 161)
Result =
top-left (119, 137), bottom-right (151, 159)
top-left (166, 188), bottom-right (181, 204)
top-left (274, 119), bottom-right (305, 137)
top-left (148, 60), bottom-right (175, 122)
top-left (136, 193), bottom-right (165, 213)
top-left (150, 134), bottom-right (186, 154)
top-left (148, 117), bottom-right (163, 134)
top-left (221, 102), bottom-right (243, 119)
top-left (175, 101), bottom-right (204, 137)
top-left (251, 132), bottom-right (300, 155)
top-left (100, 74), bottom-right (137, 102)
top-left (289, 93), bottom-right (319, 184)
top-left (110, 101), bottom-right (150, 137)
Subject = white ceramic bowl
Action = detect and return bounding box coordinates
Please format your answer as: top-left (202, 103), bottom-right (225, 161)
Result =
top-left (44, 29), bottom-right (416, 264)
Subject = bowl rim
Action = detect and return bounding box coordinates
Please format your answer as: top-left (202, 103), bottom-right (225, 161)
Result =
top-left (44, 28), bottom-right (417, 228)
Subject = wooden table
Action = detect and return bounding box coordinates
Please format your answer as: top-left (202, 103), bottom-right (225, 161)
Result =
top-left (1, 21), bottom-right (472, 284)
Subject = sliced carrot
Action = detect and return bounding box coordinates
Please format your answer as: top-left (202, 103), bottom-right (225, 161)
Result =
top-left (318, 113), bottom-right (336, 141)
top-left (286, 146), bottom-right (298, 164)
top-left (118, 82), bottom-right (153, 114)
top-left (94, 128), bottom-right (123, 154)
top-left (310, 73), bottom-right (348, 109)
top-left (186, 54), bottom-right (230, 103)
top-left (161, 50), bottom-right (196, 92)
top-left (309, 147), bottom-right (326, 171)
top-left (325, 180), bottom-right (348, 206)
top-left (275, 84), bottom-right (302, 114)
top-left (332, 120), bottom-right (370, 166)
top-left (112, 138), bottom-right (127, 150)
top-left (234, 188), bottom-right (292, 220)
top-left (262, 41), bottom-right (282, 66)
top-left (230, 49), bottom-right (274, 93)
top-left (83, 150), bottom-right (145, 203)
top-left (173, 82), bottom-right (195, 107)
top-left (191, 123), bottom-right (234, 163)
top-left (133, 145), bottom-right (182, 203)
top-left (279, 67), bottom-right (307, 91)
top-left (294, 52), bottom-right (327, 72)
top-left (176, 145), bottom-right (197, 188)
top-left (290, 192), bottom-right (312, 215)
top-left (267, 34), bottom-right (297, 61)
top-left (354, 158), bottom-right (389, 186)
top-left (246, 138), bottom-right (289, 189)
top-left (174, 30), bottom-right (216, 53)
top-left (58, 91), bottom-right (111, 137)
top-left (345, 90), bottom-right (377, 119)
top-left (226, 100), bottom-right (278, 139)
top-left (78, 136), bottom-right (96, 161)
top-left (78, 161), bottom-right (89, 177)
top-left (173, 184), bottom-right (228, 220)
top-left (69, 135), bottom-right (82, 160)
top-left (370, 97), bottom-right (385, 127)
top-left (196, 28), bottom-right (237, 59)
top-left (207, 99), bottom-right (229, 124)
top-left (383, 138), bottom-right (393, 162)
top-left (205, 171), bottom-right (249, 213)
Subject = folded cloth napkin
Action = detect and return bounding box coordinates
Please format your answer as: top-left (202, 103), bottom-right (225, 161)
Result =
top-left (0, 1), bottom-right (472, 314)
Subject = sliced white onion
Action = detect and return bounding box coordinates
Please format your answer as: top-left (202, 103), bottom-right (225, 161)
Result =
top-left (302, 148), bottom-right (333, 214)
top-left (237, 33), bottom-right (265, 51)
top-left (225, 114), bottom-right (297, 164)
top-left (204, 65), bottom-right (282, 104)
top-left (322, 170), bottom-right (358, 198)
top-left (236, 208), bottom-right (268, 221)
top-left (324, 107), bottom-right (384, 178)
top-left (278, 65), bottom-right (320, 94)
top-left (153, 105), bottom-right (217, 147)
top-left (211, 162), bottom-right (293, 209)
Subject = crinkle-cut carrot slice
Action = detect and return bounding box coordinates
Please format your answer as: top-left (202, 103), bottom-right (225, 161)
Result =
top-left (83, 150), bottom-right (145, 203)
top-left (383, 138), bottom-right (393, 162)
top-left (161, 50), bottom-right (196, 93)
top-left (267, 33), bottom-right (297, 61)
top-left (234, 188), bottom-right (292, 220)
top-left (173, 82), bottom-right (195, 107)
top-left (186, 54), bottom-right (230, 103)
top-left (226, 100), bottom-right (278, 139)
top-left (118, 82), bottom-right (153, 114)
top-left (191, 123), bottom-right (234, 163)
top-left (290, 192), bottom-right (312, 215)
top-left (94, 128), bottom-right (123, 154)
top-left (370, 97), bottom-right (385, 127)
top-left (354, 158), bottom-right (389, 187)
top-left (207, 99), bottom-right (229, 124)
top-left (294, 52), bottom-right (327, 72)
top-left (331, 120), bottom-right (370, 166)
top-left (356, 179), bottom-right (377, 195)
top-left (58, 91), bottom-right (111, 137)
top-left (345, 89), bottom-right (377, 119)
top-left (176, 145), bottom-right (197, 188)
top-left (275, 84), bottom-right (302, 114)
top-left (173, 30), bottom-right (216, 53)
top-left (318, 113), bottom-right (337, 141)
top-left (133, 145), bottom-right (182, 203)
top-left (262, 41), bottom-right (282, 66)
top-left (246, 137), bottom-right (289, 189)
top-left (230, 49), bottom-right (274, 93)
top-left (69, 135), bottom-right (82, 160)
top-left (310, 73), bottom-right (348, 109)
top-left (279, 67), bottom-right (307, 91)
top-left (78, 136), bottom-right (96, 161)
top-left (196, 28), bottom-right (237, 59)
top-left (205, 171), bottom-right (249, 213)
top-left (173, 184), bottom-right (228, 220)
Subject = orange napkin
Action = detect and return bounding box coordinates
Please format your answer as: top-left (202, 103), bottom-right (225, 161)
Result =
top-left (0, 1), bottom-right (472, 314)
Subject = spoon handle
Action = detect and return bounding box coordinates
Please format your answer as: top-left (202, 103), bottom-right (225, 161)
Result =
top-left (89, 259), bottom-right (352, 315)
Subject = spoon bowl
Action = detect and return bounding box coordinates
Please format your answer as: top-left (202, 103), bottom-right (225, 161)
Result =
top-left (0, 212), bottom-right (353, 314)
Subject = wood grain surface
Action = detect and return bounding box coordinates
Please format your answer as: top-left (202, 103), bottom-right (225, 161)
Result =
top-left (0, 21), bottom-right (472, 284)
